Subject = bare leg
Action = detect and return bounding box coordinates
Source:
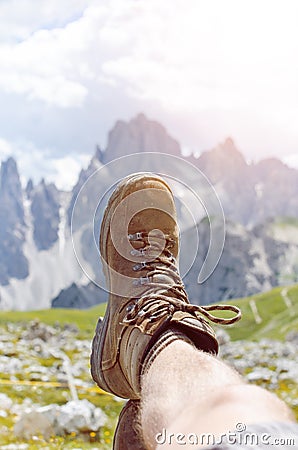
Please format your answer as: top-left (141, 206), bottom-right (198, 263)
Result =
top-left (141, 340), bottom-right (294, 449)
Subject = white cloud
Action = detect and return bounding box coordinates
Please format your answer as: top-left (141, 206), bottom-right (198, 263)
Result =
top-left (0, 0), bottom-right (90, 42)
top-left (1, 0), bottom-right (298, 112)
top-left (100, 0), bottom-right (298, 115)
top-left (0, 0), bottom-right (297, 172)
top-left (0, 2), bottom-right (105, 107)
top-left (0, 137), bottom-right (90, 190)
top-left (283, 154), bottom-right (298, 169)
top-left (50, 154), bottom-right (90, 190)
top-left (0, 138), bottom-right (13, 160)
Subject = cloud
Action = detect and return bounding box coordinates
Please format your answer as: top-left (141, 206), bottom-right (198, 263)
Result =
top-left (0, 137), bottom-right (13, 159)
top-left (0, 0), bottom-right (297, 181)
top-left (0, 137), bottom-right (90, 190)
top-left (49, 154), bottom-right (90, 190)
top-left (283, 154), bottom-right (298, 169)
top-left (1, 0), bottom-right (298, 112)
top-left (0, 0), bottom-right (90, 42)
top-left (0, 1), bottom-right (107, 107)
top-left (100, 0), bottom-right (298, 114)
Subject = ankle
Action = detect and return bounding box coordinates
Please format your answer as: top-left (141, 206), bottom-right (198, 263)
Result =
top-left (141, 328), bottom-right (195, 382)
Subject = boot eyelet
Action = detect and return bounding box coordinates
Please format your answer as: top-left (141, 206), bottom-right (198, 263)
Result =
top-left (128, 231), bottom-right (145, 241)
top-left (130, 248), bottom-right (147, 257)
top-left (126, 303), bottom-right (135, 314)
top-left (133, 262), bottom-right (148, 271)
top-left (133, 277), bottom-right (150, 286)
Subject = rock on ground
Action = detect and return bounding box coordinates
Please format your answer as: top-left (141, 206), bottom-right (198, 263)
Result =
top-left (13, 399), bottom-right (106, 439)
top-left (14, 411), bottom-right (54, 440)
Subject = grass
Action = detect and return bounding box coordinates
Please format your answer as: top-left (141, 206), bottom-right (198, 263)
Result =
top-left (1, 283), bottom-right (297, 342)
top-left (224, 284), bottom-right (298, 341)
top-left (272, 217), bottom-right (298, 227)
top-left (0, 303), bottom-right (106, 340)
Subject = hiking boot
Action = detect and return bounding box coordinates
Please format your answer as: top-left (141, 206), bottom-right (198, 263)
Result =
top-left (113, 400), bottom-right (145, 450)
top-left (90, 173), bottom-right (241, 399)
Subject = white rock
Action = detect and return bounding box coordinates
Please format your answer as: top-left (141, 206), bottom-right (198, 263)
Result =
top-left (14, 410), bottom-right (54, 440)
top-left (37, 399), bottom-right (106, 435)
top-left (0, 445), bottom-right (29, 450)
top-left (0, 393), bottom-right (13, 410)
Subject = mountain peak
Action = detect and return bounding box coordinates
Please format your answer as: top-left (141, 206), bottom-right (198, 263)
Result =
top-left (103, 113), bottom-right (181, 162)
top-left (0, 156), bottom-right (23, 200)
top-left (197, 138), bottom-right (247, 184)
top-left (220, 137), bottom-right (246, 162)
top-left (2, 156), bottom-right (17, 168)
top-left (30, 178), bottom-right (60, 251)
top-left (257, 157), bottom-right (287, 170)
top-left (94, 144), bottom-right (104, 163)
top-left (0, 157), bottom-right (19, 189)
top-left (0, 156), bottom-right (28, 285)
top-left (222, 136), bottom-right (237, 151)
top-left (26, 179), bottom-right (34, 197)
top-left (133, 112), bottom-right (148, 123)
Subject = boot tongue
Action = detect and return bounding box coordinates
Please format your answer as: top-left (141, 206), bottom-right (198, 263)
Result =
top-left (151, 273), bottom-right (174, 286)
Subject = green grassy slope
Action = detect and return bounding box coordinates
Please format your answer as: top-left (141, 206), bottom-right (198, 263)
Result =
top-left (0, 303), bottom-right (106, 339)
top-left (0, 283), bottom-right (297, 342)
top-left (224, 283), bottom-right (298, 341)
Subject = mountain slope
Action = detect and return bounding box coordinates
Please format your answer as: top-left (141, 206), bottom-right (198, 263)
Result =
top-left (183, 217), bottom-right (298, 305)
top-left (28, 179), bottom-right (61, 251)
top-left (0, 157), bottom-right (28, 285)
top-left (220, 284), bottom-right (298, 341)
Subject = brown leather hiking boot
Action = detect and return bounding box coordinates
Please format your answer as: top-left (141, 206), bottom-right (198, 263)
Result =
top-left (90, 173), bottom-right (241, 400)
top-left (113, 400), bottom-right (145, 450)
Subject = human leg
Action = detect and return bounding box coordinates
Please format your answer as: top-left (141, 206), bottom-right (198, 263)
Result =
top-left (90, 173), bottom-right (241, 448)
top-left (140, 340), bottom-right (294, 449)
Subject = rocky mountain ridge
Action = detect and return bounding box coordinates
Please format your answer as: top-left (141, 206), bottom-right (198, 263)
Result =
top-left (0, 157), bottom-right (28, 285)
top-left (0, 114), bottom-right (298, 309)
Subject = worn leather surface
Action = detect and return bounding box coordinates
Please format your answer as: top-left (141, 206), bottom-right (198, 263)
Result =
top-left (113, 400), bottom-right (145, 450)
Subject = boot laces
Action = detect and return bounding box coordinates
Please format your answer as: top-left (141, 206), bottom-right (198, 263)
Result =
top-left (123, 231), bottom-right (241, 329)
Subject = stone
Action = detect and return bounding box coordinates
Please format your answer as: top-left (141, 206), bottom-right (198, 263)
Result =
top-left (14, 410), bottom-right (54, 440)
top-left (0, 393), bottom-right (13, 410)
top-left (247, 367), bottom-right (276, 383)
top-left (37, 400), bottom-right (106, 436)
top-left (286, 331), bottom-right (298, 344)
top-left (22, 320), bottom-right (56, 341)
top-left (0, 356), bottom-right (23, 374)
top-left (216, 329), bottom-right (230, 346)
top-left (0, 445), bottom-right (29, 450)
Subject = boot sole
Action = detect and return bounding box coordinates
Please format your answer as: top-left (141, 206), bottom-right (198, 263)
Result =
top-left (113, 400), bottom-right (145, 449)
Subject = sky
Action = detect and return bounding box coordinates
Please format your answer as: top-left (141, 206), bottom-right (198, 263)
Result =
top-left (0, 0), bottom-right (297, 190)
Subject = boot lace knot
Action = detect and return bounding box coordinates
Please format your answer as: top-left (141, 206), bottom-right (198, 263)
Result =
top-left (123, 231), bottom-right (241, 333)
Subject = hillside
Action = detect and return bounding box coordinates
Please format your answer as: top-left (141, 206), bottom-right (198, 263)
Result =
top-left (221, 283), bottom-right (298, 341)
top-left (1, 283), bottom-right (297, 341)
